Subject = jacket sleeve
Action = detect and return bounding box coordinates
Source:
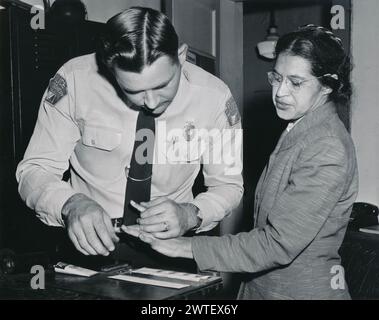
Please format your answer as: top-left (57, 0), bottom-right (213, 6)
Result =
top-left (16, 67), bottom-right (80, 227)
top-left (191, 90), bottom-right (243, 232)
top-left (192, 137), bottom-right (352, 272)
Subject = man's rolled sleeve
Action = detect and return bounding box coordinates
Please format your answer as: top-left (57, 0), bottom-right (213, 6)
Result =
top-left (190, 195), bottom-right (225, 233)
top-left (22, 179), bottom-right (76, 227)
top-left (16, 67), bottom-right (80, 227)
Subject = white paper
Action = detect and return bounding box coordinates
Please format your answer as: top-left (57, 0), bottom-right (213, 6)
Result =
top-left (132, 267), bottom-right (211, 282)
top-left (54, 263), bottom-right (99, 277)
top-left (108, 274), bottom-right (190, 289)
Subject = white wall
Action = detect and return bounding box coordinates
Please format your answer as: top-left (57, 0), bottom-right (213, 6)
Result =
top-left (351, 0), bottom-right (379, 206)
top-left (243, 4), bottom-right (324, 98)
top-left (21, 0), bottom-right (44, 7)
top-left (21, 0), bottom-right (161, 22)
top-left (81, 0), bottom-right (161, 23)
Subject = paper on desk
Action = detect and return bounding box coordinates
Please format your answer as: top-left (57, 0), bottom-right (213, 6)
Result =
top-left (54, 262), bottom-right (99, 277)
top-left (108, 274), bottom-right (190, 289)
top-left (132, 267), bottom-right (212, 282)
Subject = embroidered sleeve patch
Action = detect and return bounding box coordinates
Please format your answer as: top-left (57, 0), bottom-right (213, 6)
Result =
top-left (224, 96), bottom-right (241, 127)
top-left (45, 73), bottom-right (67, 106)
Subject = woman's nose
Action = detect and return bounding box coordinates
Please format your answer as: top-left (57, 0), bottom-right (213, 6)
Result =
top-left (275, 78), bottom-right (290, 97)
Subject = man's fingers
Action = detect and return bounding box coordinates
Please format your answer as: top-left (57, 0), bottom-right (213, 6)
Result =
top-left (130, 201), bottom-right (146, 212)
top-left (139, 213), bottom-right (167, 226)
top-left (140, 197), bottom-right (168, 209)
top-left (103, 215), bottom-right (120, 244)
top-left (93, 220), bottom-right (116, 252)
top-left (139, 205), bottom-right (166, 219)
top-left (70, 226), bottom-right (98, 255)
top-left (68, 229), bottom-right (90, 256)
top-left (82, 223), bottom-right (110, 256)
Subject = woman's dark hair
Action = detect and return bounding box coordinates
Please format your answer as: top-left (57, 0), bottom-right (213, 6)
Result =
top-left (96, 7), bottom-right (179, 73)
top-left (275, 25), bottom-right (352, 104)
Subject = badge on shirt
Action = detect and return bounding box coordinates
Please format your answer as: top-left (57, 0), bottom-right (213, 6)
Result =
top-left (224, 96), bottom-right (241, 127)
top-left (183, 121), bottom-right (196, 142)
top-left (45, 73), bottom-right (67, 106)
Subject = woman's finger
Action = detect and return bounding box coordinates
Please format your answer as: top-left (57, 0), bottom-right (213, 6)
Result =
top-left (121, 225), bottom-right (140, 237)
top-left (139, 233), bottom-right (154, 244)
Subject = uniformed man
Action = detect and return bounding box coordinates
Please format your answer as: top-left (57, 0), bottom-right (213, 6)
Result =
top-left (16, 7), bottom-right (243, 263)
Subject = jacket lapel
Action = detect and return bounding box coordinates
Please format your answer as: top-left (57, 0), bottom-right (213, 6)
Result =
top-left (253, 102), bottom-right (339, 227)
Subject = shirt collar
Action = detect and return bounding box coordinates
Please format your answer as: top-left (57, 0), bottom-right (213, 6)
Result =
top-left (286, 117), bottom-right (303, 132)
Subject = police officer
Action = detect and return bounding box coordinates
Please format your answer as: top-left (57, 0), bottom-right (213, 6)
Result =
top-left (16, 7), bottom-right (243, 262)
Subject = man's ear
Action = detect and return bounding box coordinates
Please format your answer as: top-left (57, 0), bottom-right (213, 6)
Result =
top-left (178, 44), bottom-right (188, 66)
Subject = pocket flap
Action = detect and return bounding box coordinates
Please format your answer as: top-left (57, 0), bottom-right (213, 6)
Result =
top-left (82, 125), bottom-right (122, 151)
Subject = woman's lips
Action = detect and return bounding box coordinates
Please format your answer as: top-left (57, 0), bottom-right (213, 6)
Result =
top-left (276, 101), bottom-right (292, 109)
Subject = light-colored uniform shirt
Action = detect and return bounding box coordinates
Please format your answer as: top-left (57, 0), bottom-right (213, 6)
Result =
top-left (16, 54), bottom-right (243, 232)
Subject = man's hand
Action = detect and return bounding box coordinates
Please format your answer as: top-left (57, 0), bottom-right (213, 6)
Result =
top-left (121, 225), bottom-right (193, 259)
top-left (131, 198), bottom-right (200, 239)
top-left (62, 193), bottom-right (119, 256)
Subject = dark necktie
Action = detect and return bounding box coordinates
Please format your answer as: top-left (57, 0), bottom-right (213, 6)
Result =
top-left (123, 110), bottom-right (155, 226)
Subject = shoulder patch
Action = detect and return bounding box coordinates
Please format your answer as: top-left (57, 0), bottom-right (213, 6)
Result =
top-left (45, 73), bottom-right (67, 106)
top-left (225, 96), bottom-right (241, 127)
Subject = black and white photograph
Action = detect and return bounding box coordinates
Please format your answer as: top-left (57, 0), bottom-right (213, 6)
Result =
top-left (0, 0), bottom-right (378, 307)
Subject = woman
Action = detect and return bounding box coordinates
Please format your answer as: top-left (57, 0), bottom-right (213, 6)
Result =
top-left (123, 25), bottom-right (359, 300)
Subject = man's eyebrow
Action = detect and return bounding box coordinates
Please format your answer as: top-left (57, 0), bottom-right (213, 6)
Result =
top-left (153, 79), bottom-right (172, 89)
top-left (123, 71), bottom-right (176, 93)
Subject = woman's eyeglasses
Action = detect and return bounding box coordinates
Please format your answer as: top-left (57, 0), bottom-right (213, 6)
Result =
top-left (267, 71), bottom-right (323, 92)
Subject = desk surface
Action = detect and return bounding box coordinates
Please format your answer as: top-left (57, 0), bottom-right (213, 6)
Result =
top-left (0, 269), bottom-right (222, 300)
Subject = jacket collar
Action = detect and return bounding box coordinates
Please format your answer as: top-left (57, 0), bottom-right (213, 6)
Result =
top-left (278, 101), bottom-right (338, 151)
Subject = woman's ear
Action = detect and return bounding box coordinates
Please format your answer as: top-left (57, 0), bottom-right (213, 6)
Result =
top-left (321, 74), bottom-right (338, 96)
top-left (321, 85), bottom-right (333, 96)
top-left (178, 44), bottom-right (188, 66)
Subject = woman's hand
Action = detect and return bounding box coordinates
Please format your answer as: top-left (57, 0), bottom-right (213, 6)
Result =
top-left (121, 225), bottom-right (194, 259)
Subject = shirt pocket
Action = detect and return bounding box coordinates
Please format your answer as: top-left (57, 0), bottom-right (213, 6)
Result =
top-left (82, 125), bottom-right (122, 151)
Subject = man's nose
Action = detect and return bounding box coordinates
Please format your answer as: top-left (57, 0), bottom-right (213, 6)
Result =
top-left (144, 90), bottom-right (159, 110)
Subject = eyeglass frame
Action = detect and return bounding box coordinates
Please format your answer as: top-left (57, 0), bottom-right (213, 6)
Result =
top-left (267, 70), bottom-right (326, 93)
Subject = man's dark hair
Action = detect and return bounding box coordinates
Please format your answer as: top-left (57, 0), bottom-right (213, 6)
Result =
top-left (97, 7), bottom-right (179, 73)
